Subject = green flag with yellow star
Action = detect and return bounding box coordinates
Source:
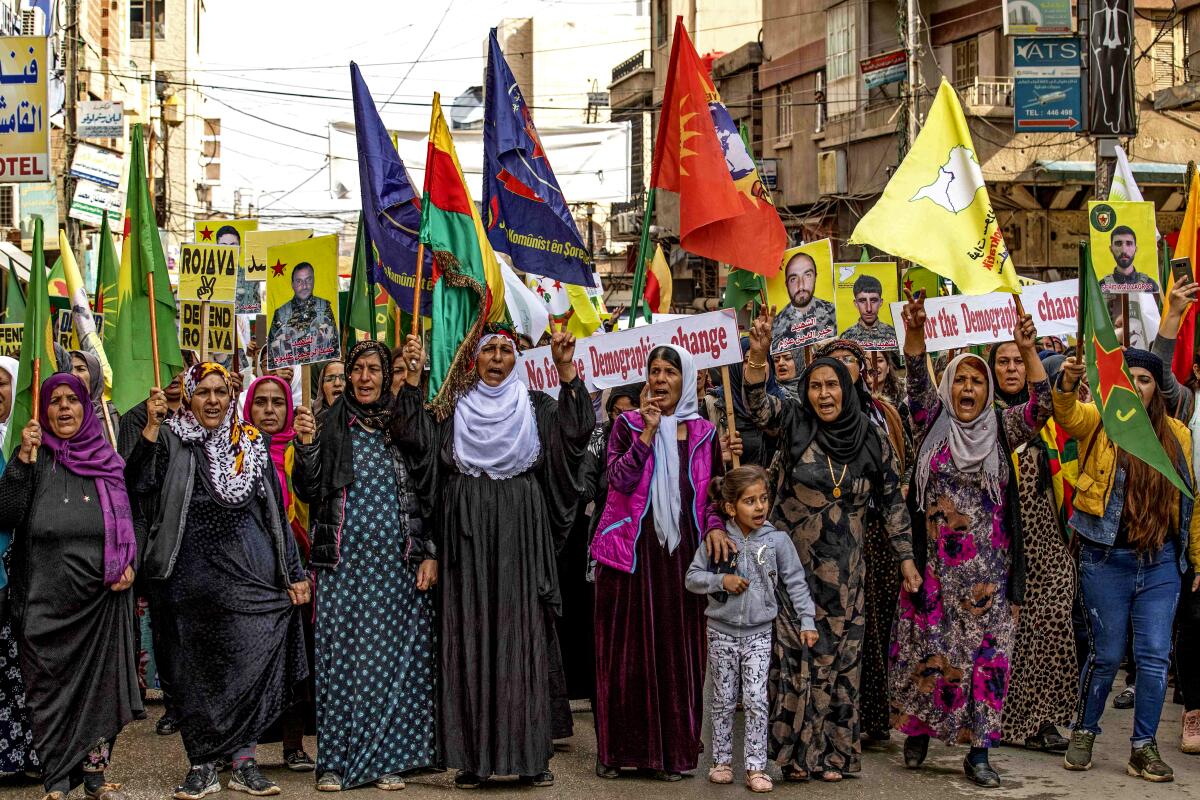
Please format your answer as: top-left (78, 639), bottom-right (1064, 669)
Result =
top-left (1080, 243), bottom-right (1191, 497)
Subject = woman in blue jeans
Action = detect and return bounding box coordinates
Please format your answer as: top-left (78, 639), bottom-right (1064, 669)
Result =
top-left (1053, 349), bottom-right (1200, 782)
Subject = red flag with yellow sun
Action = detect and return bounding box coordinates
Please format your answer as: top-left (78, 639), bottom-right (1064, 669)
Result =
top-left (1080, 243), bottom-right (1191, 496)
top-left (651, 16), bottom-right (787, 277)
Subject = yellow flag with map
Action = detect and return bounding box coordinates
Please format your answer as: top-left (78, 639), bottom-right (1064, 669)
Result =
top-left (849, 78), bottom-right (1020, 295)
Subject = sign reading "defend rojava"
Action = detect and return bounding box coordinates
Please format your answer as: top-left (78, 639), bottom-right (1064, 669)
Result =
top-left (518, 309), bottom-right (742, 398)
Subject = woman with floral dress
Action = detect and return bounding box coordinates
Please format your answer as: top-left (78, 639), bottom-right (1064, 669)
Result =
top-left (889, 294), bottom-right (1051, 788)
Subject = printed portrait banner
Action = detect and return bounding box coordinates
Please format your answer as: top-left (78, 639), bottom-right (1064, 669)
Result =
top-left (178, 301), bottom-right (235, 355)
top-left (835, 262), bottom-right (899, 351)
top-left (0, 323), bottom-right (20, 357)
top-left (1087, 200), bottom-right (1159, 293)
top-left (265, 234), bottom-right (340, 369)
top-left (178, 244), bottom-right (238, 303)
top-left (769, 239), bottom-right (837, 354)
top-left (195, 219), bottom-right (261, 313)
top-left (0, 36), bottom-right (49, 182)
top-left (517, 309), bottom-right (741, 398)
top-left (887, 279), bottom-right (1078, 352)
top-left (244, 228), bottom-right (312, 281)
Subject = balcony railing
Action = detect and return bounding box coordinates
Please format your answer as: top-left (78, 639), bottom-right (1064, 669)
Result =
top-left (958, 76), bottom-right (1014, 108)
top-left (611, 192), bottom-right (644, 219)
top-left (612, 50), bottom-right (651, 84)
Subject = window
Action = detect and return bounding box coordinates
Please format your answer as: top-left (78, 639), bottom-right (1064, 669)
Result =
top-left (1152, 13), bottom-right (1186, 90)
top-left (776, 83), bottom-right (793, 138)
top-left (655, 0), bottom-right (669, 47)
top-left (953, 37), bottom-right (979, 87)
top-left (130, 0), bottom-right (165, 40)
top-left (827, 2), bottom-right (858, 82)
top-left (814, 70), bottom-right (827, 132)
top-left (0, 186), bottom-right (13, 228)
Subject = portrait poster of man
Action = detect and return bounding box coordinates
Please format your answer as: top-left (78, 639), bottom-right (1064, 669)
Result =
top-left (265, 234), bottom-right (340, 369)
top-left (769, 239), bottom-right (837, 354)
top-left (195, 218), bottom-right (260, 314)
top-left (835, 262), bottom-right (899, 350)
top-left (1087, 0), bottom-right (1135, 136)
top-left (1088, 200), bottom-right (1159, 293)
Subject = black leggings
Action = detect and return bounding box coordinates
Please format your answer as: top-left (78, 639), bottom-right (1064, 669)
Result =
top-left (1175, 571), bottom-right (1200, 711)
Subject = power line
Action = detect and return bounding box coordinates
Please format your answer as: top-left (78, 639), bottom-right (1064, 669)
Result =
top-left (381, 0), bottom-right (455, 108)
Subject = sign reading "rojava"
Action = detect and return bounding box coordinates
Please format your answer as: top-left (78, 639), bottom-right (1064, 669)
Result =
top-left (518, 309), bottom-right (743, 398)
top-left (887, 279), bottom-right (1079, 352)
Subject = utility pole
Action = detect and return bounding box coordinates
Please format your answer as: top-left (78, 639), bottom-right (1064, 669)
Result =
top-left (63, 0), bottom-right (81, 253)
top-left (147, 0), bottom-right (159, 222)
top-left (897, 0), bottom-right (922, 160)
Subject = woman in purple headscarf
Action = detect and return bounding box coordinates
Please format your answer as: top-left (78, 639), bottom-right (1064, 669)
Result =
top-left (0, 373), bottom-right (141, 800)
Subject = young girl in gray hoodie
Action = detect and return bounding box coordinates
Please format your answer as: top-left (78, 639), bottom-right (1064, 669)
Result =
top-left (686, 466), bottom-right (818, 793)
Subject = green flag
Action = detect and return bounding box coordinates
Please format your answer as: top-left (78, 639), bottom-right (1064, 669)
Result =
top-left (4, 218), bottom-right (54, 458)
top-left (1079, 243), bottom-right (1191, 496)
top-left (3, 257), bottom-right (25, 324)
top-left (109, 124), bottom-right (185, 414)
top-left (95, 211), bottom-right (119, 342)
top-left (723, 267), bottom-right (765, 312)
top-left (343, 214), bottom-right (377, 342)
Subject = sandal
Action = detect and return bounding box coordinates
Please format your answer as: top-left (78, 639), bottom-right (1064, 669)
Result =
top-left (316, 773), bottom-right (342, 792)
top-left (374, 774), bottom-right (405, 791)
top-left (708, 764), bottom-right (734, 784)
top-left (745, 771), bottom-right (773, 793)
top-left (819, 769), bottom-right (843, 782)
top-left (781, 766), bottom-right (809, 782)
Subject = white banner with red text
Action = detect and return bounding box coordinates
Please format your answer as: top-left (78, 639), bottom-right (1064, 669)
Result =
top-left (887, 280), bottom-right (1078, 352)
top-left (517, 309), bottom-right (742, 397)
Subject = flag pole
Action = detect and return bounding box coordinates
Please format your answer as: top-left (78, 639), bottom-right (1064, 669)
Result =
top-left (411, 242), bottom-right (425, 338)
top-left (29, 357), bottom-right (39, 464)
top-left (1077, 243), bottom-right (1087, 347)
top-left (719, 364), bottom-right (740, 468)
top-left (147, 270), bottom-right (161, 384)
top-left (199, 300), bottom-right (209, 362)
top-left (628, 189), bottom-right (657, 326)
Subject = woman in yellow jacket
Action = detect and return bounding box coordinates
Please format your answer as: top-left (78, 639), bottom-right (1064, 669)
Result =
top-left (1054, 349), bottom-right (1200, 783)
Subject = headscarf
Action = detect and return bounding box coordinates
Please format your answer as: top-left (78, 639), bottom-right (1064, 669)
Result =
top-left (343, 341), bottom-right (393, 430)
top-left (453, 332), bottom-right (541, 479)
top-left (1042, 353), bottom-right (1067, 388)
top-left (312, 360), bottom-right (343, 418)
top-left (0, 356), bottom-right (17, 446)
top-left (914, 353), bottom-right (1002, 507)
top-left (38, 373), bottom-right (136, 585)
top-left (242, 375), bottom-right (296, 515)
top-left (167, 362), bottom-right (268, 507)
top-left (987, 341), bottom-right (1029, 406)
top-left (798, 357), bottom-right (873, 467)
top-left (774, 350), bottom-right (803, 402)
top-left (649, 344), bottom-right (700, 553)
top-left (71, 350), bottom-right (107, 418)
top-left (815, 338), bottom-right (875, 414)
top-left (53, 342), bottom-right (72, 373)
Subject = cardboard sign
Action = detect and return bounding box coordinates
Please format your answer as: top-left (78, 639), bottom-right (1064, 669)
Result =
top-left (517, 309), bottom-right (741, 398)
top-left (179, 301), bottom-right (235, 354)
top-left (265, 235), bottom-right (340, 369)
top-left (887, 280), bottom-right (1079, 352)
top-left (178, 244), bottom-right (238, 303)
top-left (0, 323), bottom-right (20, 357)
top-left (195, 219), bottom-right (259, 312)
top-left (1088, 201), bottom-right (1159, 293)
top-left (835, 262), bottom-right (899, 351)
top-left (769, 239), bottom-right (837, 353)
top-left (53, 308), bottom-right (103, 350)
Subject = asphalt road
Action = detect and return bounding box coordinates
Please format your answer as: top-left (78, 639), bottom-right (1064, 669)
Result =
top-left (3, 700), bottom-right (1198, 800)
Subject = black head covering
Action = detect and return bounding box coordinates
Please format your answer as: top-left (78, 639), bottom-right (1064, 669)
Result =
top-left (987, 341), bottom-right (1029, 407)
top-left (798, 357), bottom-right (879, 472)
top-left (1125, 347), bottom-right (1165, 388)
top-left (605, 383), bottom-right (643, 416)
top-left (1042, 353), bottom-right (1067, 389)
top-left (342, 340), bottom-right (393, 430)
top-left (815, 338), bottom-right (874, 415)
top-left (314, 340), bottom-right (393, 499)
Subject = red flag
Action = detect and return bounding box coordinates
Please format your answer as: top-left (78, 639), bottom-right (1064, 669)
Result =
top-left (1171, 173), bottom-right (1200, 384)
top-left (651, 17), bottom-right (787, 276)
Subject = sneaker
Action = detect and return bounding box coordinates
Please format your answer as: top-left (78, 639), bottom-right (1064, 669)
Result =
top-left (1113, 686), bottom-right (1136, 709)
top-left (156, 715), bottom-right (180, 736)
top-left (1182, 710), bottom-right (1200, 754)
top-left (374, 774), bottom-right (405, 791)
top-left (1063, 730), bottom-right (1095, 771)
top-left (174, 764), bottom-right (221, 800)
top-left (315, 773), bottom-right (342, 792)
top-left (283, 750), bottom-right (316, 772)
top-left (1127, 743), bottom-right (1174, 782)
top-left (228, 760), bottom-right (281, 797)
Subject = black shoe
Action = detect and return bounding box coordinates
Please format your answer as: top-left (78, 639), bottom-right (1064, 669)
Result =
top-left (228, 760), bottom-right (280, 797)
top-left (903, 735), bottom-right (929, 769)
top-left (519, 772), bottom-right (554, 787)
top-left (651, 770), bottom-right (682, 782)
top-left (157, 715), bottom-right (180, 736)
top-left (963, 758), bottom-right (1000, 788)
top-left (1026, 724), bottom-right (1070, 753)
top-left (283, 749), bottom-right (316, 773)
top-left (1113, 686), bottom-right (1136, 710)
top-left (173, 764), bottom-right (220, 800)
top-left (595, 760), bottom-right (619, 779)
top-left (454, 772), bottom-right (483, 790)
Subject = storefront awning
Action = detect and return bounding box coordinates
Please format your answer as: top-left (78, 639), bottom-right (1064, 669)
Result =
top-left (1034, 160), bottom-right (1187, 186)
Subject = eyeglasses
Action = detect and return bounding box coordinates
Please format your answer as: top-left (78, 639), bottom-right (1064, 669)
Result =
top-left (323, 374), bottom-right (346, 384)
top-left (832, 354), bottom-right (860, 366)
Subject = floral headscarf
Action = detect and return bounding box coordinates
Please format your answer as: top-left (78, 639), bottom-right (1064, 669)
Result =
top-left (167, 362), bottom-right (268, 506)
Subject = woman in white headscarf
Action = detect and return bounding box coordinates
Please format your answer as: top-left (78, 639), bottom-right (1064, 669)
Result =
top-left (392, 323), bottom-right (594, 789)
top-left (591, 344), bottom-right (732, 781)
top-left (0, 356), bottom-right (17, 447)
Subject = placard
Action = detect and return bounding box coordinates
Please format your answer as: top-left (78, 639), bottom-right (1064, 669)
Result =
top-left (1087, 200), bottom-right (1159, 293)
top-left (835, 262), bottom-right (899, 350)
top-left (0, 36), bottom-right (50, 182)
top-left (0, 323), bottom-right (20, 356)
top-left (179, 301), bottom-right (235, 354)
top-left (78, 100), bottom-right (123, 139)
top-left (769, 239), bottom-right (837, 353)
top-left (887, 280), bottom-right (1078, 352)
top-left (195, 219), bottom-right (259, 312)
top-left (244, 228), bottom-right (312, 281)
top-left (178, 243), bottom-right (238, 303)
top-left (517, 309), bottom-right (741, 398)
top-left (265, 235), bottom-right (340, 369)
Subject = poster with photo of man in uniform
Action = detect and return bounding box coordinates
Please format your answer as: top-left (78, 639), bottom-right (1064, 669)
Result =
top-left (835, 262), bottom-right (899, 350)
top-left (265, 234), bottom-right (340, 369)
top-left (770, 239), bottom-right (837, 353)
top-left (194, 219), bottom-right (260, 314)
top-left (1088, 200), bottom-right (1159, 293)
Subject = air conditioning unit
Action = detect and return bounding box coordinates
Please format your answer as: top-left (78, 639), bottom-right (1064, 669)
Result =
top-left (816, 150), bottom-right (846, 195)
top-left (613, 210), bottom-right (639, 236)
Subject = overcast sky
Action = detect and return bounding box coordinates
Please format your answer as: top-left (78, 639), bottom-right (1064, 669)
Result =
top-left (197, 0), bottom-right (649, 231)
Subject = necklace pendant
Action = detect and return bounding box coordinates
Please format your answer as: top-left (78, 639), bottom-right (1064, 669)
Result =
top-left (833, 486), bottom-right (842, 499)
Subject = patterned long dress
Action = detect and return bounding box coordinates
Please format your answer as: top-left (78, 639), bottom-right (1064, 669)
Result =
top-left (746, 383), bottom-right (913, 776)
top-left (1000, 438), bottom-right (1077, 742)
top-left (889, 356), bottom-right (1051, 747)
top-left (314, 425), bottom-right (435, 787)
top-left (0, 619), bottom-right (37, 775)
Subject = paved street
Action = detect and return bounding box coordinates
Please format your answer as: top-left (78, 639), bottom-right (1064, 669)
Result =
top-left (3, 700), bottom-right (1199, 800)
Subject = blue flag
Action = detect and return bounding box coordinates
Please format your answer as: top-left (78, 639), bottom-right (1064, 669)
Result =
top-left (350, 62), bottom-right (433, 316)
top-left (482, 29), bottom-right (593, 287)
